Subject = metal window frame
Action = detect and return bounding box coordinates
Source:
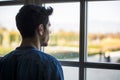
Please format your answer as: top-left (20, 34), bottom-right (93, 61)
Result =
top-left (0, 0), bottom-right (120, 80)
top-left (0, 1), bottom-right (23, 5)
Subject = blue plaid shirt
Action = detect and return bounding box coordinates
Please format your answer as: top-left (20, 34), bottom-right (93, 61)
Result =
top-left (0, 46), bottom-right (64, 80)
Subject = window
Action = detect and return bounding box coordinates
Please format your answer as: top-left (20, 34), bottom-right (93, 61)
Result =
top-left (88, 1), bottom-right (120, 64)
top-left (43, 2), bottom-right (80, 80)
top-left (86, 1), bottom-right (120, 80)
top-left (43, 2), bottom-right (80, 61)
top-left (0, 5), bottom-right (22, 56)
top-left (0, 2), bottom-right (80, 80)
top-left (87, 68), bottom-right (120, 80)
top-left (63, 66), bottom-right (79, 80)
top-left (0, 0), bottom-right (120, 80)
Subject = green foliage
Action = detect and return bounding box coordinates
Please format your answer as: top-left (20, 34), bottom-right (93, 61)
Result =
top-left (9, 34), bottom-right (16, 43)
top-left (49, 30), bottom-right (79, 47)
top-left (88, 45), bottom-right (102, 48)
top-left (49, 34), bottom-right (58, 46)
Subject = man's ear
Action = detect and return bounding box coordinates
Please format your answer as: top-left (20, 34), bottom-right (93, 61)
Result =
top-left (38, 24), bottom-right (44, 36)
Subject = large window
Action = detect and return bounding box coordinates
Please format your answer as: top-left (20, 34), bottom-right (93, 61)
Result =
top-left (0, 0), bottom-right (120, 80)
top-left (88, 1), bottom-right (120, 64)
top-left (43, 2), bottom-right (80, 61)
top-left (0, 2), bottom-right (80, 80)
top-left (44, 3), bottom-right (80, 80)
top-left (86, 1), bottom-right (120, 80)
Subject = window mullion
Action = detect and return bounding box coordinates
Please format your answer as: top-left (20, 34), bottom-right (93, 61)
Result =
top-left (80, 0), bottom-right (87, 80)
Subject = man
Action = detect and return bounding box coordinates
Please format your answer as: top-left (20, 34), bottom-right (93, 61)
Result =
top-left (0, 4), bottom-right (64, 80)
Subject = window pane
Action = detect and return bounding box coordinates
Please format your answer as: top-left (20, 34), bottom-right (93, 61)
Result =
top-left (87, 1), bottom-right (120, 63)
top-left (87, 68), bottom-right (120, 80)
top-left (62, 66), bottom-right (79, 80)
top-left (43, 2), bottom-right (80, 61)
top-left (0, 5), bottom-right (22, 57)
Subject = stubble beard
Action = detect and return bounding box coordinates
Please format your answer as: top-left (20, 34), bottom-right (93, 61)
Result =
top-left (40, 36), bottom-right (49, 47)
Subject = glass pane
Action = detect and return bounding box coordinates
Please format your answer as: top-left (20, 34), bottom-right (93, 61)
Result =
top-left (43, 2), bottom-right (80, 61)
top-left (87, 1), bottom-right (120, 63)
top-left (87, 68), bottom-right (120, 80)
top-left (0, 5), bottom-right (22, 57)
top-left (62, 66), bottom-right (79, 80)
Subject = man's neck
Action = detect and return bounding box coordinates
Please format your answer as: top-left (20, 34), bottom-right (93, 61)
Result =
top-left (20, 38), bottom-right (41, 50)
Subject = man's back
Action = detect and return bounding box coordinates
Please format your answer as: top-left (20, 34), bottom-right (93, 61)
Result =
top-left (0, 46), bottom-right (64, 80)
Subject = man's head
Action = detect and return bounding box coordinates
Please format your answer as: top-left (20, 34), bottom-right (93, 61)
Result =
top-left (16, 4), bottom-right (53, 46)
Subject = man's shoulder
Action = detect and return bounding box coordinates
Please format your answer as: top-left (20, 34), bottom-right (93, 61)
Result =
top-left (0, 51), bottom-right (14, 61)
top-left (0, 49), bottom-right (60, 66)
top-left (36, 50), bottom-right (59, 63)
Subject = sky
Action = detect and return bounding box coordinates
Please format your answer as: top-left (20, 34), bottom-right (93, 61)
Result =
top-left (46, 2), bottom-right (80, 32)
top-left (88, 1), bottom-right (120, 33)
top-left (0, 5), bottom-right (22, 30)
top-left (0, 2), bottom-right (80, 32)
top-left (0, 1), bottom-right (120, 33)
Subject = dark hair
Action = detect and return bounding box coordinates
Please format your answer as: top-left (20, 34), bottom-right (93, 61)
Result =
top-left (16, 4), bottom-right (53, 38)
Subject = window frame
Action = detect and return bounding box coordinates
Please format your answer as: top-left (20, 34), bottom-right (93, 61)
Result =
top-left (0, 0), bottom-right (120, 80)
